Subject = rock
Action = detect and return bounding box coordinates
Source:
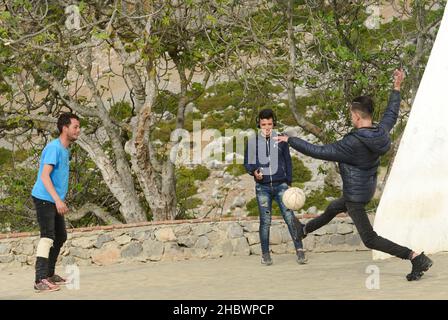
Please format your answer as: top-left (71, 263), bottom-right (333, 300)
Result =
top-left (241, 222), bottom-right (259, 233)
top-left (193, 224), bottom-right (212, 236)
top-left (155, 228), bottom-right (176, 242)
top-left (94, 234), bottom-right (113, 248)
top-left (161, 111), bottom-right (175, 121)
top-left (206, 160), bottom-right (223, 169)
top-left (227, 223), bottom-right (244, 239)
top-left (337, 223), bottom-right (353, 235)
top-left (326, 223), bottom-right (338, 234)
top-left (121, 242), bottom-right (143, 258)
top-left (268, 227), bottom-right (283, 245)
top-left (212, 188), bottom-right (223, 199)
top-left (142, 240), bottom-right (164, 261)
top-left (220, 240), bottom-right (234, 257)
top-left (207, 231), bottom-right (224, 243)
top-left (15, 255), bottom-right (27, 263)
top-left (303, 235), bottom-right (315, 251)
top-left (0, 243), bottom-right (11, 255)
top-left (345, 234), bottom-right (362, 247)
top-left (71, 236), bottom-right (97, 249)
top-left (0, 255), bottom-right (14, 263)
top-left (246, 232), bottom-right (260, 245)
top-left (174, 224), bottom-right (192, 237)
top-left (129, 230), bottom-right (150, 241)
top-left (223, 173), bottom-right (233, 184)
top-left (74, 257), bottom-right (92, 266)
top-left (230, 196), bottom-right (246, 209)
top-left (307, 206), bottom-right (318, 215)
top-left (314, 225), bottom-right (328, 236)
top-left (177, 235), bottom-right (197, 248)
top-left (194, 236), bottom-right (210, 249)
top-left (91, 244), bottom-right (120, 266)
top-left (224, 152), bottom-right (244, 164)
top-left (70, 247), bottom-right (91, 260)
top-left (13, 243), bottom-right (34, 255)
top-left (231, 238), bottom-right (250, 256)
top-left (329, 234), bottom-right (346, 246)
top-left (163, 243), bottom-right (184, 261)
top-left (115, 234), bottom-right (132, 246)
top-left (250, 244), bottom-right (262, 255)
top-left (185, 102), bottom-right (199, 114)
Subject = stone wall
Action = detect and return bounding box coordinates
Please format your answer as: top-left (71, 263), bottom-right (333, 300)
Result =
top-left (0, 216), bottom-right (370, 269)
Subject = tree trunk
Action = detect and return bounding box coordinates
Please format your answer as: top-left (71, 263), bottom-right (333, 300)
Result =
top-left (76, 134), bottom-right (147, 223)
top-left (287, 0), bottom-right (326, 142)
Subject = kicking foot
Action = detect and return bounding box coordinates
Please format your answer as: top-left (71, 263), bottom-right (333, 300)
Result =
top-left (406, 252), bottom-right (433, 281)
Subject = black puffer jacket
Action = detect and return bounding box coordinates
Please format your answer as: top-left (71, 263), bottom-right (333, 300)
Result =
top-left (288, 90), bottom-right (401, 203)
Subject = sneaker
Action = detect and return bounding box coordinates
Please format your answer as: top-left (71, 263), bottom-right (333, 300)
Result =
top-left (261, 253), bottom-right (273, 266)
top-left (406, 252), bottom-right (433, 281)
top-left (296, 249), bottom-right (308, 264)
top-left (48, 274), bottom-right (69, 285)
top-left (34, 279), bottom-right (60, 293)
top-left (292, 215), bottom-right (306, 240)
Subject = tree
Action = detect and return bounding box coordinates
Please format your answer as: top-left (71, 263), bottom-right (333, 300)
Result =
top-left (0, 0), bottom-right (233, 222)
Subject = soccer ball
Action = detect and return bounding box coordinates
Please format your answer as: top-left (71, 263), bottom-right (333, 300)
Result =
top-left (282, 187), bottom-right (306, 210)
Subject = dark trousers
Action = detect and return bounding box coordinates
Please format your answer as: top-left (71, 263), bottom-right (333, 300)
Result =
top-left (33, 197), bottom-right (67, 282)
top-left (305, 197), bottom-right (412, 260)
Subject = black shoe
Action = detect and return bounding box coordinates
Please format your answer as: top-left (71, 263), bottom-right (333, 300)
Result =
top-left (261, 253), bottom-right (273, 266)
top-left (406, 252), bottom-right (433, 281)
top-left (296, 250), bottom-right (307, 265)
top-left (292, 215), bottom-right (306, 240)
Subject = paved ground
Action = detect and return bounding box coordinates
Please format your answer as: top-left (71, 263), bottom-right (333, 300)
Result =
top-left (1, 251), bottom-right (447, 300)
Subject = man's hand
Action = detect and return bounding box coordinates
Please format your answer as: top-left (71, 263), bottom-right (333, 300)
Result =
top-left (55, 200), bottom-right (69, 215)
top-left (254, 169), bottom-right (263, 181)
top-left (393, 69), bottom-right (405, 91)
top-left (273, 135), bottom-right (289, 143)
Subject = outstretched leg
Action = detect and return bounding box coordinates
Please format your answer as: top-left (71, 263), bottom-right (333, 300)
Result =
top-left (345, 201), bottom-right (433, 281)
top-left (304, 197), bottom-right (347, 235)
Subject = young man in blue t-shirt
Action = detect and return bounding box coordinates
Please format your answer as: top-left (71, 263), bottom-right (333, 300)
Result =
top-left (32, 113), bottom-right (80, 292)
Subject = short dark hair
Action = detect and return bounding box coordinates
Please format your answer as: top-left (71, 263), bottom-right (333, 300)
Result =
top-left (351, 96), bottom-right (374, 119)
top-left (258, 108), bottom-right (276, 121)
top-left (57, 112), bottom-right (80, 134)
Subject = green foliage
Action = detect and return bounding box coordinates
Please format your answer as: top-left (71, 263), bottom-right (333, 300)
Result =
top-left (109, 101), bottom-right (133, 122)
top-left (246, 197), bottom-right (281, 217)
top-left (291, 156), bottom-right (312, 184)
top-left (175, 165), bottom-right (210, 218)
top-left (366, 198), bottom-right (380, 214)
top-left (0, 167), bottom-right (38, 232)
top-left (303, 184), bottom-right (342, 211)
top-left (225, 163), bottom-right (246, 177)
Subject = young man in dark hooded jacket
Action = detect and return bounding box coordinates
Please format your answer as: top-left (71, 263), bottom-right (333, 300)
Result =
top-left (275, 70), bottom-right (433, 281)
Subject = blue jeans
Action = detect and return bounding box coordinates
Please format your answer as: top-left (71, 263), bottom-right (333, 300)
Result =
top-left (255, 182), bottom-right (303, 254)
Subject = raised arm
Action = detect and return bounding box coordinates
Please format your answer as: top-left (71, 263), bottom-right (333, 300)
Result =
top-left (379, 69), bottom-right (404, 132)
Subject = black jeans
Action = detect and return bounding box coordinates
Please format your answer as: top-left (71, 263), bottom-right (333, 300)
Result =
top-left (33, 197), bottom-right (67, 281)
top-left (305, 197), bottom-right (412, 260)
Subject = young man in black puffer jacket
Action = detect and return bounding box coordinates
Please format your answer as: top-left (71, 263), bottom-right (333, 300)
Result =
top-left (275, 69), bottom-right (433, 281)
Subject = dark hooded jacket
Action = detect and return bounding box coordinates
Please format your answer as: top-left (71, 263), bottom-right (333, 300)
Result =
top-left (288, 90), bottom-right (401, 203)
top-left (244, 131), bottom-right (292, 186)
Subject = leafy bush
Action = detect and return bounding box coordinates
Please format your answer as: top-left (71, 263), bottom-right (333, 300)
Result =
top-left (225, 163), bottom-right (246, 177)
top-left (291, 156), bottom-right (312, 184)
top-left (303, 184), bottom-right (342, 211)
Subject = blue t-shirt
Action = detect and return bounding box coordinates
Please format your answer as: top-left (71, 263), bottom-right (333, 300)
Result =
top-left (31, 138), bottom-right (70, 203)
